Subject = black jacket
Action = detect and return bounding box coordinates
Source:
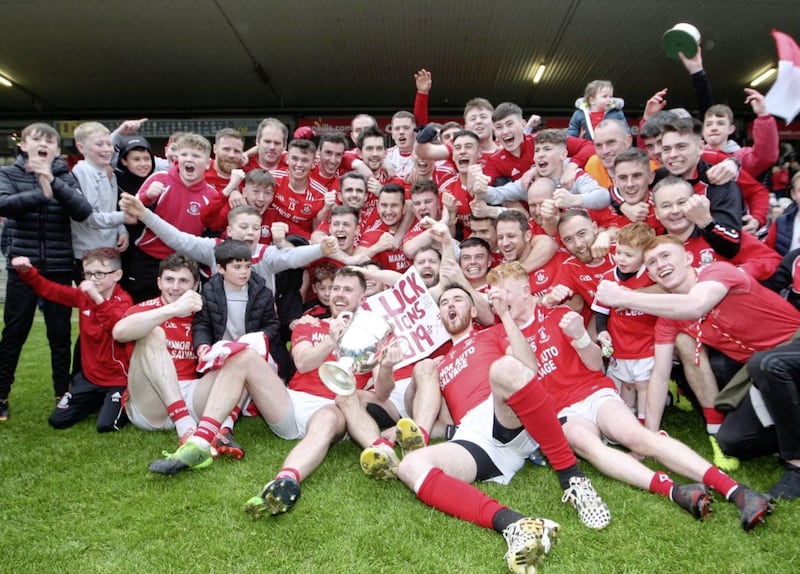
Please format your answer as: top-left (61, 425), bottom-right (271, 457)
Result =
top-left (0, 154), bottom-right (91, 273)
top-left (193, 273), bottom-right (294, 382)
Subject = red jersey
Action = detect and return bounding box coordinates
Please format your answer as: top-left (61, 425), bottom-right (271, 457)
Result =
top-left (591, 267), bottom-right (657, 360)
top-left (289, 320), bottom-right (370, 399)
top-left (401, 218), bottom-right (428, 246)
top-left (439, 175), bottom-right (473, 237)
top-left (359, 223), bottom-right (411, 273)
top-left (529, 250), bottom-right (569, 297)
top-left (654, 262), bottom-right (800, 362)
top-left (123, 297), bottom-right (198, 380)
top-left (683, 228), bottom-right (780, 281)
top-left (199, 191), bottom-right (279, 244)
top-left (438, 327), bottom-right (508, 425)
top-left (21, 270), bottom-right (131, 387)
top-left (483, 134), bottom-right (595, 185)
top-left (310, 166), bottom-right (340, 193)
top-left (552, 253), bottom-right (616, 307)
top-left (270, 172), bottom-right (328, 239)
top-left (591, 199), bottom-right (664, 235)
top-left (136, 165), bottom-right (217, 259)
top-left (525, 305), bottom-right (616, 411)
top-left (203, 163), bottom-right (233, 194)
top-left (243, 152), bottom-right (288, 174)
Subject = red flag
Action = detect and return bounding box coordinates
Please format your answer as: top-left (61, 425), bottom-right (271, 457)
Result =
top-left (765, 29), bottom-right (800, 124)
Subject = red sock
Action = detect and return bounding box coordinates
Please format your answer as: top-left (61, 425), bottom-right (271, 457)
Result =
top-left (276, 467), bottom-right (301, 483)
top-left (229, 406), bottom-right (242, 425)
top-left (506, 377), bottom-right (577, 471)
top-left (417, 468), bottom-right (504, 529)
top-left (702, 407), bottom-right (725, 433)
top-left (193, 416), bottom-right (221, 444)
top-left (372, 437), bottom-right (394, 449)
top-left (166, 400), bottom-right (190, 424)
top-left (703, 466), bottom-right (739, 499)
top-left (649, 471), bottom-right (674, 498)
top-left (420, 426), bottom-right (430, 445)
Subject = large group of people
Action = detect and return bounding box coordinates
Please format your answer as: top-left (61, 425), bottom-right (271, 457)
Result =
top-left (1, 53), bottom-right (799, 573)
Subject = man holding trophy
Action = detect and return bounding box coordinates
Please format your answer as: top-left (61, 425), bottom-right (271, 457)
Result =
top-left (241, 266), bottom-right (401, 518)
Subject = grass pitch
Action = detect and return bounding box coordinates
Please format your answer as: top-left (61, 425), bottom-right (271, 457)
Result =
top-left (0, 313), bottom-right (796, 573)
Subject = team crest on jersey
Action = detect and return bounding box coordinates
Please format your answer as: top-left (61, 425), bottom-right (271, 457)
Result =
top-left (302, 205), bottom-right (312, 214)
top-left (261, 226), bottom-right (271, 237)
top-left (538, 327), bottom-right (550, 343)
top-left (187, 202), bottom-right (201, 215)
top-left (535, 270), bottom-right (547, 284)
top-left (699, 249), bottom-right (715, 266)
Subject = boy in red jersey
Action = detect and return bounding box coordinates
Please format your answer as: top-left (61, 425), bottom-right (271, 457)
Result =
top-left (128, 133), bottom-right (216, 302)
top-left (592, 223), bottom-right (657, 423)
top-left (13, 248), bottom-right (132, 432)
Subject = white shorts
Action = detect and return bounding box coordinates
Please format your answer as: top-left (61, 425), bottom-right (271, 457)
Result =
top-left (387, 376), bottom-right (412, 420)
top-left (558, 388), bottom-right (622, 425)
top-left (268, 389), bottom-right (335, 440)
top-left (125, 379), bottom-right (199, 431)
top-left (452, 396), bottom-right (539, 485)
top-left (606, 357), bottom-right (655, 386)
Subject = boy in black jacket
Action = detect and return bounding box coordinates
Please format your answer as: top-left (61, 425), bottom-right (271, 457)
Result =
top-left (192, 240), bottom-right (282, 457)
top-left (0, 123), bottom-right (92, 420)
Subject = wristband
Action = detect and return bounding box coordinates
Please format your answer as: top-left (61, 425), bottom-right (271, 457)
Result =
top-left (572, 332), bottom-right (592, 349)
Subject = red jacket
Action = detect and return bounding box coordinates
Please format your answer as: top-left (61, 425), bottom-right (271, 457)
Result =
top-left (20, 269), bottom-right (132, 387)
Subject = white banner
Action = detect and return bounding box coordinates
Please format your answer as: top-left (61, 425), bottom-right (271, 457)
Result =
top-left (363, 267), bottom-right (448, 369)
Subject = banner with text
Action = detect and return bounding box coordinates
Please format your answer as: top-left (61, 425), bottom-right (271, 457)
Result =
top-left (363, 267), bottom-right (448, 369)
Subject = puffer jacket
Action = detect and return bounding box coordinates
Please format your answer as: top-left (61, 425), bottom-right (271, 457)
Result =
top-left (193, 272), bottom-right (295, 382)
top-left (0, 154), bottom-right (91, 273)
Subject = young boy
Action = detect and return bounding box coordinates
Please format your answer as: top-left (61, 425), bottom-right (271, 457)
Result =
top-left (301, 262), bottom-right (337, 320)
top-left (567, 80), bottom-right (627, 141)
top-left (192, 239), bottom-right (282, 457)
top-left (200, 168), bottom-right (281, 245)
top-left (592, 223), bottom-right (657, 424)
top-left (70, 122), bottom-right (129, 266)
top-left (0, 123), bottom-right (92, 420)
top-left (127, 132), bottom-right (217, 302)
top-left (11, 248), bottom-right (132, 431)
top-left (701, 92), bottom-right (779, 178)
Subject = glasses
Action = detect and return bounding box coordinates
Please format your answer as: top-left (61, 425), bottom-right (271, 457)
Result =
top-left (84, 270), bottom-right (118, 280)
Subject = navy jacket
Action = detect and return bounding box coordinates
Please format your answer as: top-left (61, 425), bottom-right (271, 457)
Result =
top-left (0, 155), bottom-right (91, 273)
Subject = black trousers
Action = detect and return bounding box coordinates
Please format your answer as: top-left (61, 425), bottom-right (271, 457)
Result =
top-left (716, 392), bottom-right (779, 459)
top-left (747, 340), bottom-right (800, 462)
top-left (48, 371), bottom-right (128, 432)
top-left (0, 268), bottom-right (72, 401)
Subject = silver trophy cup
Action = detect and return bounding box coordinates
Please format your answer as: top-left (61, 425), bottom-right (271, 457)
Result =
top-left (318, 310), bottom-right (394, 395)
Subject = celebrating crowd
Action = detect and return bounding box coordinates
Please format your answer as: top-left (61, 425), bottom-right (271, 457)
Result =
top-left (1, 56), bottom-right (798, 574)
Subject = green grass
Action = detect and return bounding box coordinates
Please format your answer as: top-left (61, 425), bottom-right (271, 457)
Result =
top-left (0, 313), bottom-right (797, 573)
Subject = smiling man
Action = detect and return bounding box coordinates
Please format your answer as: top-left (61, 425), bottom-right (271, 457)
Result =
top-left (204, 128), bottom-right (245, 192)
top-left (355, 183), bottom-right (410, 272)
top-left (270, 139), bottom-right (329, 240)
top-left (597, 234), bottom-right (800, 502)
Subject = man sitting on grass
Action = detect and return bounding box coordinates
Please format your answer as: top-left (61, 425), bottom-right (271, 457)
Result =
top-left (113, 254), bottom-right (280, 457)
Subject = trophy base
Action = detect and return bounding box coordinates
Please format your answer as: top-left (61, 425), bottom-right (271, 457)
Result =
top-left (318, 362), bottom-right (357, 396)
